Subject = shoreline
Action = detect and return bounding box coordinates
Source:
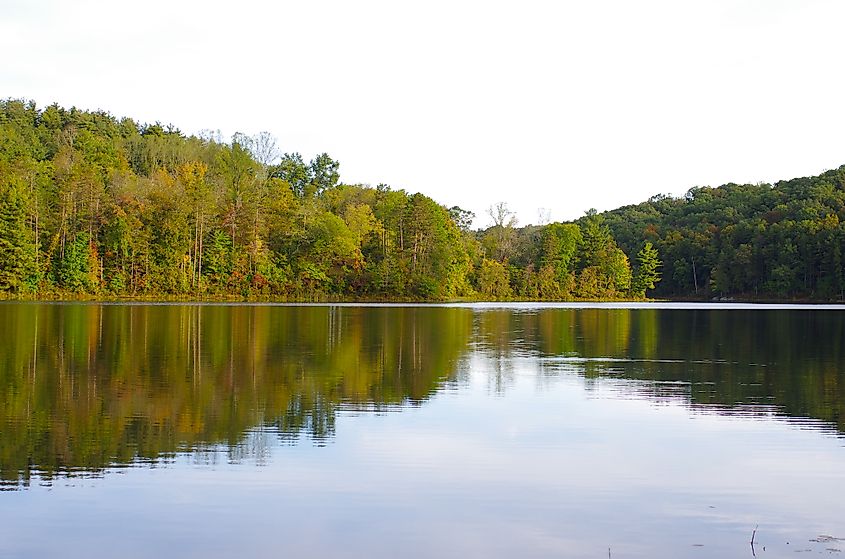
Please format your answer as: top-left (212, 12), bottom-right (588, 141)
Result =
top-left (2, 294), bottom-right (843, 306)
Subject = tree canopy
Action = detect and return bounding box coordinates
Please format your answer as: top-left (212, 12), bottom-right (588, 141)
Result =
top-left (0, 99), bottom-right (671, 301)
top-left (602, 167), bottom-right (845, 300)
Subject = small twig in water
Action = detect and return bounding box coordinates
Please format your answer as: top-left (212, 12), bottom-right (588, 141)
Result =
top-left (750, 525), bottom-right (758, 557)
top-left (608, 546), bottom-right (611, 558)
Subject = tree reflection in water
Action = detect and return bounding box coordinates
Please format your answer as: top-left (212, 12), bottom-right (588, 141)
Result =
top-left (1, 303), bottom-right (843, 488)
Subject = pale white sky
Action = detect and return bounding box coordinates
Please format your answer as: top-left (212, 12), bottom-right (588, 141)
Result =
top-left (4, 0), bottom-right (845, 226)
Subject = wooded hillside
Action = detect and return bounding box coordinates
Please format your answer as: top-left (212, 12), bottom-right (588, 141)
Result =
top-left (603, 165), bottom-right (845, 300)
top-left (7, 99), bottom-right (842, 302)
top-left (0, 99), bottom-right (655, 300)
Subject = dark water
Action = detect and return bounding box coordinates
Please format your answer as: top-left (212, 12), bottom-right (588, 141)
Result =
top-left (1, 303), bottom-right (844, 558)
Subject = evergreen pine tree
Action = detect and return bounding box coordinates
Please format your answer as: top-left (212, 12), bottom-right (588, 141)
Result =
top-left (0, 184), bottom-right (36, 292)
top-left (632, 242), bottom-right (661, 298)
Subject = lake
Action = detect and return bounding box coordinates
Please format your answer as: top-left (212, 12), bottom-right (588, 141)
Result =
top-left (1, 302), bottom-right (844, 558)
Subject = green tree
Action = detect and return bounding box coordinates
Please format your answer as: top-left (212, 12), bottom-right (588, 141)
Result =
top-left (631, 242), bottom-right (661, 298)
top-left (270, 153), bottom-right (310, 197)
top-left (477, 258), bottom-right (512, 300)
top-left (0, 184), bottom-right (37, 292)
top-left (204, 229), bottom-right (232, 290)
top-left (217, 138), bottom-right (258, 248)
top-left (403, 194), bottom-right (470, 298)
top-left (576, 210), bottom-right (632, 298)
top-left (308, 153), bottom-right (340, 197)
top-left (293, 210), bottom-right (359, 295)
top-left (55, 232), bottom-right (92, 292)
top-left (539, 222), bottom-right (581, 285)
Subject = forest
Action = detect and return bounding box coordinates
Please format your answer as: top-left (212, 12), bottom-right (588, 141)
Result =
top-left (0, 99), bottom-right (657, 301)
top-left (3, 98), bottom-right (845, 301)
top-left (601, 164), bottom-right (845, 300)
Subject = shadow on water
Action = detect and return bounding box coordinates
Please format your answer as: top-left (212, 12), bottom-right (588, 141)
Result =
top-left (1, 303), bottom-right (843, 488)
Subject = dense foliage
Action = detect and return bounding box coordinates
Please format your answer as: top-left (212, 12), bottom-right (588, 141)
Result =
top-left (0, 100), bottom-right (648, 300)
top-left (603, 166), bottom-right (845, 300)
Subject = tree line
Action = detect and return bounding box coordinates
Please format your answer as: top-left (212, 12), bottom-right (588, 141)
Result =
top-left (602, 165), bottom-right (845, 300)
top-left (0, 99), bottom-right (659, 300)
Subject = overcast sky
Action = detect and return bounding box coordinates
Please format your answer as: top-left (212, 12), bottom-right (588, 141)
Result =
top-left (4, 0), bottom-right (845, 226)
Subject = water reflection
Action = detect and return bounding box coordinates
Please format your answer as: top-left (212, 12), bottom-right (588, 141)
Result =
top-left (0, 304), bottom-right (472, 486)
top-left (1, 303), bottom-right (844, 488)
top-left (474, 308), bottom-right (845, 432)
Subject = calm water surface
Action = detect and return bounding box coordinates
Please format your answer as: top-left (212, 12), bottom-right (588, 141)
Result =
top-left (1, 302), bottom-right (844, 558)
